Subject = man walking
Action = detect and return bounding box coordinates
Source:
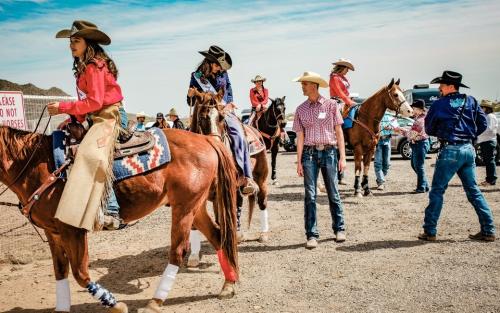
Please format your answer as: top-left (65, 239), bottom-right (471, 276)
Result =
top-left (292, 71), bottom-right (347, 249)
top-left (419, 70), bottom-right (495, 242)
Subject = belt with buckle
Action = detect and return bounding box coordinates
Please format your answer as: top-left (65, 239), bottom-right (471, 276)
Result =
top-left (442, 140), bottom-right (472, 146)
top-left (304, 144), bottom-right (336, 151)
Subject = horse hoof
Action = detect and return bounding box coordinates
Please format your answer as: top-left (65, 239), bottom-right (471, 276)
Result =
top-left (218, 281), bottom-right (236, 299)
top-left (258, 232), bottom-right (269, 243)
top-left (355, 192), bottom-right (363, 198)
top-left (109, 301), bottom-right (128, 313)
top-left (237, 231), bottom-right (246, 243)
top-left (187, 254), bottom-right (200, 268)
top-left (271, 179), bottom-right (279, 186)
top-left (364, 191), bottom-right (373, 197)
top-left (142, 299), bottom-right (162, 313)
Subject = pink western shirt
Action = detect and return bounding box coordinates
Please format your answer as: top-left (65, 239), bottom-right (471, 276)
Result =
top-left (58, 59), bottom-right (123, 122)
top-left (400, 112), bottom-right (429, 143)
top-left (293, 95), bottom-right (343, 146)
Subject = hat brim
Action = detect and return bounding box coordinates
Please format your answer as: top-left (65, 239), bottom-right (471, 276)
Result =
top-left (333, 61), bottom-right (355, 71)
top-left (293, 76), bottom-right (328, 88)
top-left (199, 50), bottom-right (232, 71)
top-left (251, 79), bottom-right (266, 83)
top-left (56, 28), bottom-right (111, 45)
top-left (430, 77), bottom-right (469, 88)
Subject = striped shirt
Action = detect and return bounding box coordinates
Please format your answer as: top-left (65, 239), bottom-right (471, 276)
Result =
top-left (293, 95), bottom-right (343, 146)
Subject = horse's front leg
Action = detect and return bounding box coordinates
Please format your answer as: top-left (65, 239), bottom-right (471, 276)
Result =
top-left (46, 231), bottom-right (71, 313)
top-left (58, 225), bottom-right (128, 313)
top-left (271, 141), bottom-right (278, 182)
top-left (362, 150), bottom-right (375, 196)
top-left (353, 146), bottom-right (363, 197)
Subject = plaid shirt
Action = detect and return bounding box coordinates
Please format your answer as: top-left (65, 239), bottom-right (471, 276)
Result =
top-left (293, 95), bottom-right (343, 146)
top-left (401, 112), bottom-right (429, 142)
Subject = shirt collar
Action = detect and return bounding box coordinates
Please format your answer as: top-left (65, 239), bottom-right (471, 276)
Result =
top-left (307, 95), bottom-right (326, 106)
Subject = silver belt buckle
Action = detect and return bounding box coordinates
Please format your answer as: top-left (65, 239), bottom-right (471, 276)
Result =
top-left (316, 144), bottom-right (325, 151)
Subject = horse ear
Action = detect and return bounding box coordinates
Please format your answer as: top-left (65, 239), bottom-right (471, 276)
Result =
top-left (282, 96), bottom-right (286, 101)
top-left (269, 97), bottom-right (275, 102)
top-left (395, 78), bottom-right (400, 85)
top-left (388, 78), bottom-right (395, 89)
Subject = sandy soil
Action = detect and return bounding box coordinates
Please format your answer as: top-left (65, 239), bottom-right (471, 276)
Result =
top-left (1, 152), bottom-right (499, 313)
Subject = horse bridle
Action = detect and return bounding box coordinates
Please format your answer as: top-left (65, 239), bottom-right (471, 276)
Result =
top-left (263, 99), bottom-right (285, 129)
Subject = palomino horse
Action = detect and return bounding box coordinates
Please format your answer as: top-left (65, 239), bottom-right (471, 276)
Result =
top-left (346, 78), bottom-right (413, 197)
top-left (252, 96), bottom-right (287, 183)
top-left (189, 89), bottom-right (270, 243)
top-left (0, 125), bottom-right (239, 313)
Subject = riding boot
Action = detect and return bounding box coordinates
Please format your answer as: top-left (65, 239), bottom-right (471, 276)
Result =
top-left (103, 213), bottom-right (123, 230)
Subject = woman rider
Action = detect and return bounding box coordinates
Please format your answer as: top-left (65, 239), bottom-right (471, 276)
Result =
top-left (187, 45), bottom-right (257, 194)
top-left (248, 75), bottom-right (269, 126)
top-left (329, 58), bottom-right (356, 116)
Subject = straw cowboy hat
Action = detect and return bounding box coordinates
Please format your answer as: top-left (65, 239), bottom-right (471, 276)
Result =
top-left (136, 111), bottom-right (146, 118)
top-left (56, 20), bottom-right (111, 45)
top-left (168, 108), bottom-right (179, 116)
top-left (293, 71), bottom-right (328, 88)
top-left (332, 58), bottom-right (355, 71)
top-left (430, 70), bottom-right (469, 88)
top-left (251, 75), bottom-right (266, 83)
top-left (199, 45), bottom-right (232, 71)
top-left (480, 99), bottom-right (495, 109)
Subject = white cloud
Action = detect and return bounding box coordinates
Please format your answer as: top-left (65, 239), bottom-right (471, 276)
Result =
top-left (1, 0), bottom-right (500, 118)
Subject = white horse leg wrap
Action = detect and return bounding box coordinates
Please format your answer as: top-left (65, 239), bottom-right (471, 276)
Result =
top-left (189, 230), bottom-right (201, 256)
top-left (260, 209), bottom-right (269, 232)
top-left (55, 279), bottom-right (71, 312)
top-left (153, 264), bottom-right (179, 301)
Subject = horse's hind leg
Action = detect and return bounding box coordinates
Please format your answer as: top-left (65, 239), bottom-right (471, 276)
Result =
top-left (58, 226), bottom-right (128, 313)
top-left (255, 151), bottom-right (270, 242)
top-left (145, 205), bottom-right (196, 312)
top-left (192, 205), bottom-right (237, 299)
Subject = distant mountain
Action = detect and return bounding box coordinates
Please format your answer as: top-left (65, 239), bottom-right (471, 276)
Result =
top-left (0, 79), bottom-right (70, 96)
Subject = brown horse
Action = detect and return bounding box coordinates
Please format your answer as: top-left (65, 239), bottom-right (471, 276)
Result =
top-left (189, 89), bottom-right (270, 243)
top-left (0, 125), bottom-right (239, 313)
top-left (346, 78), bottom-right (413, 197)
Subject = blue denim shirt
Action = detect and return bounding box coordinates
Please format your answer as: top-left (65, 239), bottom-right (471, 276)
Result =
top-left (425, 92), bottom-right (487, 142)
top-left (188, 71), bottom-right (234, 104)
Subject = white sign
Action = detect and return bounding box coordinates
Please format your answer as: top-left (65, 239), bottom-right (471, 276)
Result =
top-left (0, 91), bottom-right (27, 130)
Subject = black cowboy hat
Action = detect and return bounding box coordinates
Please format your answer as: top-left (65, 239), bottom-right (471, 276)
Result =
top-left (199, 45), bottom-right (232, 71)
top-left (56, 20), bottom-right (111, 45)
top-left (156, 112), bottom-right (164, 119)
top-left (411, 99), bottom-right (425, 110)
top-left (430, 70), bottom-right (469, 88)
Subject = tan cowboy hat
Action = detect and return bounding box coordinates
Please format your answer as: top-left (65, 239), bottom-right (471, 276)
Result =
top-left (293, 71), bottom-right (328, 88)
top-left (56, 20), bottom-right (111, 45)
top-left (251, 75), bottom-right (266, 83)
top-left (332, 58), bottom-right (355, 71)
top-left (168, 108), bottom-right (178, 116)
top-left (199, 45), bottom-right (232, 71)
top-left (480, 99), bottom-right (494, 109)
top-left (136, 111), bottom-right (146, 118)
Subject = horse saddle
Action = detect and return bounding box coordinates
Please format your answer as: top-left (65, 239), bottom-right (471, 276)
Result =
top-left (342, 104), bottom-right (361, 130)
top-left (242, 124), bottom-right (266, 156)
top-left (65, 121), bottom-right (155, 160)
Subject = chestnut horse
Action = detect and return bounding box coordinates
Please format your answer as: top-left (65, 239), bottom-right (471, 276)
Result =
top-left (189, 89), bottom-right (270, 243)
top-left (0, 125), bottom-right (239, 313)
top-left (252, 96), bottom-right (287, 183)
top-left (346, 78), bottom-right (413, 197)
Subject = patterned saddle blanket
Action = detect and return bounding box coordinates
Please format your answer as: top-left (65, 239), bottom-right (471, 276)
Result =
top-left (53, 127), bottom-right (171, 181)
top-left (242, 124), bottom-right (266, 156)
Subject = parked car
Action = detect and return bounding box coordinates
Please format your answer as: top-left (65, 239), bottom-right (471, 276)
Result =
top-left (403, 84), bottom-right (440, 108)
top-left (282, 121), bottom-right (297, 152)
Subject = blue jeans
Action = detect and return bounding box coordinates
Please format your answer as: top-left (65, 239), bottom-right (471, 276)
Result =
top-left (374, 137), bottom-right (391, 185)
top-left (423, 143), bottom-right (496, 236)
top-left (410, 139), bottom-right (430, 191)
top-left (302, 147), bottom-right (345, 239)
top-left (479, 140), bottom-right (497, 185)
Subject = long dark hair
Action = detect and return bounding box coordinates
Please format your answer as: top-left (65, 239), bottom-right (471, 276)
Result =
top-left (73, 39), bottom-right (119, 79)
top-left (196, 58), bottom-right (218, 83)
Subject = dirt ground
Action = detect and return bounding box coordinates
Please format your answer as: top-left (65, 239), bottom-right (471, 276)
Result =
top-left (1, 152), bottom-right (499, 313)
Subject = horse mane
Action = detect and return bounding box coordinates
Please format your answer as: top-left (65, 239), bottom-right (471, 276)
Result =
top-left (0, 126), bottom-right (49, 162)
top-left (360, 86), bottom-right (387, 109)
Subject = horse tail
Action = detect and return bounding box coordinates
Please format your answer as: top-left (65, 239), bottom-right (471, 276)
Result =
top-left (207, 139), bottom-right (239, 276)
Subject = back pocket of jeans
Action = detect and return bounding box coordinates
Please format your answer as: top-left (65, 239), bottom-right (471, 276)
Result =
top-left (438, 148), bottom-right (458, 162)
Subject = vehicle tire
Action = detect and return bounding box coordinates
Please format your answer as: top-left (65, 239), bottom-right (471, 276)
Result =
top-left (283, 142), bottom-right (296, 152)
top-left (399, 139), bottom-right (412, 159)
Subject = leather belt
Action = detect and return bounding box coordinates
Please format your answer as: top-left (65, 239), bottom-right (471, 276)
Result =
top-left (304, 144), bottom-right (336, 151)
top-left (442, 140), bottom-right (472, 146)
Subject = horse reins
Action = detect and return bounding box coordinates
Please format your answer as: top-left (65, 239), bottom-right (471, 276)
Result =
top-left (0, 106), bottom-right (52, 242)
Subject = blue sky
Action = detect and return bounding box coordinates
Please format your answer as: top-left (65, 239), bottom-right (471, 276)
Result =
top-left (1, 0), bottom-right (500, 118)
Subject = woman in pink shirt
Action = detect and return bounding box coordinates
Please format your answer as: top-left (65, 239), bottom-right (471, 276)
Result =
top-left (47, 20), bottom-right (124, 230)
top-left (248, 75), bottom-right (269, 125)
top-left (329, 58), bottom-right (355, 116)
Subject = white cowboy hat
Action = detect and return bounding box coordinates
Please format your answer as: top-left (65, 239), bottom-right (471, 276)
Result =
top-left (332, 58), bottom-right (355, 71)
top-left (136, 111), bottom-right (146, 118)
top-left (168, 108), bottom-right (179, 116)
top-left (251, 75), bottom-right (266, 83)
top-left (292, 71), bottom-right (328, 88)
